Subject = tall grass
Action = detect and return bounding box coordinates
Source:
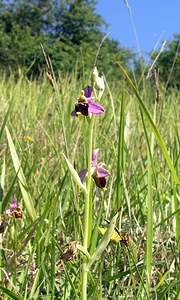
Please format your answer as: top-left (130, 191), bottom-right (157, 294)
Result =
top-left (0, 65), bottom-right (179, 299)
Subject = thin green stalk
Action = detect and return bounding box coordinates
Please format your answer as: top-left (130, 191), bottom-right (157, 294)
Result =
top-left (83, 117), bottom-right (94, 249)
top-left (48, 58), bottom-right (69, 158)
top-left (0, 157), bottom-right (5, 283)
top-left (51, 202), bottom-right (56, 300)
top-left (146, 101), bottom-right (157, 294)
top-left (88, 117), bottom-right (95, 246)
top-left (172, 182), bottom-right (180, 252)
top-left (12, 220), bottom-right (17, 285)
top-left (146, 150), bottom-right (153, 294)
top-left (82, 263), bottom-right (88, 300)
top-left (82, 115), bottom-right (95, 300)
top-left (118, 63), bottom-right (179, 185)
top-left (146, 103), bottom-right (156, 293)
top-left (116, 91), bottom-right (124, 209)
top-left (87, 213), bottom-right (118, 270)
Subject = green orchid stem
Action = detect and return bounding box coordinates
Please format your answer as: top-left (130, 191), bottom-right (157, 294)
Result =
top-left (87, 214), bottom-right (118, 270)
top-left (82, 114), bottom-right (95, 300)
top-left (11, 219), bottom-right (17, 285)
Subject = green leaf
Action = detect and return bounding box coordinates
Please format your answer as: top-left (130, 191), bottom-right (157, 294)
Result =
top-left (77, 244), bottom-right (91, 260)
top-left (0, 157), bottom-right (5, 213)
top-left (87, 214), bottom-right (118, 270)
top-left (61, 152), bottom-right (87, 194)
top-left (155, 271), bottom-right (168, 290)
top-left (5, 126), bottom-right (36, 220)
top-left (0, 285), bottom-right (23, 300)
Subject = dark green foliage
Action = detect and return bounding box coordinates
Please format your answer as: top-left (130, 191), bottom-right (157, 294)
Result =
top-left (151, 34), bottom-right (180, 88)
top-left (0, 0), bottom-right (134, 80)
top-left (0, 0), bottom-right (179, 86)
top-left (0, 0), bottom-right (50, 75)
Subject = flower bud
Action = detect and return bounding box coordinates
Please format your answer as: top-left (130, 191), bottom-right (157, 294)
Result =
top-left (92, 67), bottom-right (105, 101)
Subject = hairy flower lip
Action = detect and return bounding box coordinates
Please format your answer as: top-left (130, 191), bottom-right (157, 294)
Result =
top-left (71, 86), bottom-right (105, 117)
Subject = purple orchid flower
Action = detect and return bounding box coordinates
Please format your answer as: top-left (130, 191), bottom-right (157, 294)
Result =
top-left (6, 198), bottom-right (22, 219)
top-left (6, 198), bottom-right (18, 215)
top-left (71, 86), bottom-right (105, 117)
top-left (79, 148), bottom-right (110, 189)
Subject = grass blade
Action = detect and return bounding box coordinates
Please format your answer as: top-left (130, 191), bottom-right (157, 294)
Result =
top-left (5, 126), bottom-right (36, 220)
top-left (118, 63), bottom-right (179, 185)
top-left (116, 90), bottom-right (125, 209)
top-left (0, 285), bottom-right (23, 300)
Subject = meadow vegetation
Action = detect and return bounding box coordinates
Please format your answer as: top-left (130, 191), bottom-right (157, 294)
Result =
top-left (0, 57), bottom-right (179, 299)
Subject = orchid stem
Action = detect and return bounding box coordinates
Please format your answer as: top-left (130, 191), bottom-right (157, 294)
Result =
top-left (82, 114), bottom-right (95, 300)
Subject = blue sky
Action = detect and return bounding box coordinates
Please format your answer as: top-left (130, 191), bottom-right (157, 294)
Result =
top-left (96, 0), bottom-right (180, 60)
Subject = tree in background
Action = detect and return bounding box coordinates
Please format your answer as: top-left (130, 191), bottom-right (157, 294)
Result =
top-left (0, 0), bottom-right (134, 80)
top-left (0, 0), bottom-right (179, 86)
top-left (152, 34), bottom-right (180, 88)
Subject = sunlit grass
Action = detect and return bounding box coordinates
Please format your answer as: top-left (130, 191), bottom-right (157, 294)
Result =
top-left (0, 68), bottom-right (179, 299)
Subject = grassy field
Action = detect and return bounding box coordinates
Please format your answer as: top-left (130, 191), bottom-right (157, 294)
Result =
top-left (0, 64), bottom-right (179, 300)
